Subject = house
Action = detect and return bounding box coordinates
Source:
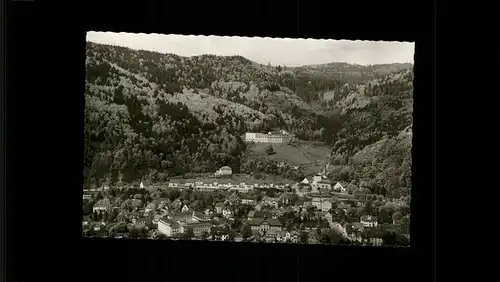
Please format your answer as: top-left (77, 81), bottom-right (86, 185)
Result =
top-left (262, 196), bottom-right (279, 208)
top-left (240, 195), bottom-right (256, 205)
top-left (145, 202), bottom-right (157, 213)
top-left (171, 199), bottom-right (183, 210)
top-left (227, 193), bottom-right (241, 205)
top-left (265, 229), bottom-right (279, 240)
top-left (181, 205), bottom-right (190, 213)
top-left (332, 182), bottom-right (348, 193)
top-left (276, 231), bottom-right (292, 243)
top-left (316, 179), bottom-right (332, 191)
top-left (132, 217), bottom-right (147, 225)
top-left (254, 202), bottom-right (266, 211)
top-left (298, 181), bottom-right (312, 193)
top-left (215, 166), bottom-right (232, 177)
top-left (360, 215), bottom-right (378, 228)
top-left (93, 198), bottom-right (112, 213)
top-left (215, 202), bottom-right (225, 213)
top-left (249, 217), bottom-right (283, 233)
top-left (289, 231), bottom-right (300, 243)
top-left (222, 208), bottom-right (233, 219)
top-left (83, 194), bottom-right (92, 200)
top-left (312, 174), bottom-right (325, 184)
top-left (140, 182), bottom-right (144, 189)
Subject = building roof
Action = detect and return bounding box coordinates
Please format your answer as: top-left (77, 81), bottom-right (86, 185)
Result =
top-left (193, 211), bottom-right (209, 220)
top-left (169, 212), bottom-right (193, 221)
top-left (263, 196), bottom-right (279, 202)
top-left (249, 217), bottom-right (282, 227)
top-left (215, 202), bottom-right (225, 208)
top-left (247, 210), bottom-right (256, 218)
top-left (159, 218), bottom-right (180, 227)
top-left (184, 221), bottom-right (211, 227)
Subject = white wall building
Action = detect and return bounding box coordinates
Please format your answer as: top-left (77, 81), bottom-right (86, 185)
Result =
top-left (245, 131), bottom-right (294, 144)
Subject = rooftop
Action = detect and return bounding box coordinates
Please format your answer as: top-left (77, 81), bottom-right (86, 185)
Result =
top-left (249, 217), bottom-right (282, 227)
top-left (159, 218), bottom-right (180, 227)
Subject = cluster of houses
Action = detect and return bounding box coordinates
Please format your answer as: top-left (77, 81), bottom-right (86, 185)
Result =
top-left (83, 166), bottom-right (408, 245)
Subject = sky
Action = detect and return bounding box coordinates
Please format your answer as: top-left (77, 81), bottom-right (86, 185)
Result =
top-left (86, 31), bottom-right (414, 67)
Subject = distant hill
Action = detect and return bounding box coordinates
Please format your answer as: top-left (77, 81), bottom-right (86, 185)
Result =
top-left (84, 41), bottom-right (413, 198)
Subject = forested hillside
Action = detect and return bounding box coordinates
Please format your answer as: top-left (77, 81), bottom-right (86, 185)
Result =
top-left (84, 41), bottom-right (413, 198)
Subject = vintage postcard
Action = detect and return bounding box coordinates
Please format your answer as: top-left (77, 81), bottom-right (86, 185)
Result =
top-left (83, 32), bottom-right (413, 246)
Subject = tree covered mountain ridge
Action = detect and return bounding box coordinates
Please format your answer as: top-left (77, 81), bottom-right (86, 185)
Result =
top-left (85, 41), bottom-right (413, 198)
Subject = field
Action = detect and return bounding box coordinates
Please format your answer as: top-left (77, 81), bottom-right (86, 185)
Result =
top-left (246, 141), bottom-right (332, 175)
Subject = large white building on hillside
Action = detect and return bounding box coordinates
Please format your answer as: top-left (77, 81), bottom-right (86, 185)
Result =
top-left (245, 130), bottom-right (294, 144)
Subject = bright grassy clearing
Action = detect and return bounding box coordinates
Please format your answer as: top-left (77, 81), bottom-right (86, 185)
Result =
top-left (247, 141), bottom-right (332, 175)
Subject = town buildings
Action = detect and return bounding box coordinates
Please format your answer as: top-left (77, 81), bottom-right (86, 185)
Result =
top-left (84, 164), bottom-right (409, 246)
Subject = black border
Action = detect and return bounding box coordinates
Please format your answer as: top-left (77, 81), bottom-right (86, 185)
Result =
top-left (5, 1), bottom-right (436, 281)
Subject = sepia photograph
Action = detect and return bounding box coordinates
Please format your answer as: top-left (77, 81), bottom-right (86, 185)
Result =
top-left (83, 32), bottom-right (413, 247)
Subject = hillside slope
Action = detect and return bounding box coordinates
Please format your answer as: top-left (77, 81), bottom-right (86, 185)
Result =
top-left (84, 41), bottom-right (413, 198)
